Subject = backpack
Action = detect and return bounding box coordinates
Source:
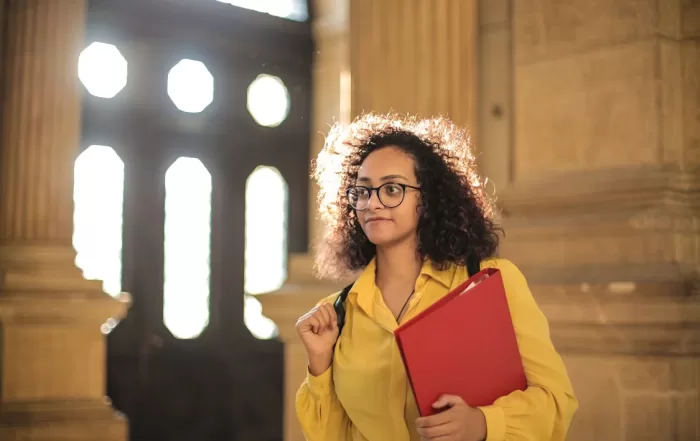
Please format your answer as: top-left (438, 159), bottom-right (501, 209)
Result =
top-left (333, 255), bottom-right (482, 335)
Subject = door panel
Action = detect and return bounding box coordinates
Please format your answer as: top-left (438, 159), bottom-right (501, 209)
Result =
top-left (79, 1), bottom-right (312, 440)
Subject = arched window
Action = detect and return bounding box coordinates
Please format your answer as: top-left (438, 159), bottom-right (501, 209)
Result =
top-left (72, 145), bottom-right (125, 297)
top-left (163, 158), bottom-right (213, 339)
top-left (244, 166), bottom-right (288, 338)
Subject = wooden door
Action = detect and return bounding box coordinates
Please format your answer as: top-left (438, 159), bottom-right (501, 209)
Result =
top-left (75, 1), bottom-right (313, 440)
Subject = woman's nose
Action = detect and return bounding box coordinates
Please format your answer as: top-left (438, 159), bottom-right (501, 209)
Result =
top-left (367, 190), bottom-right (384, 210)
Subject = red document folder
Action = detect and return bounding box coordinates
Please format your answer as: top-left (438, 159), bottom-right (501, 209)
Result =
top-left (394, 268), bottom-right (527, 416)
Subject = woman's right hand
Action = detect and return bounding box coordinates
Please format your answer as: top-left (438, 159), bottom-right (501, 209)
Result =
top-left (296, 303), bottom-right (339, 376)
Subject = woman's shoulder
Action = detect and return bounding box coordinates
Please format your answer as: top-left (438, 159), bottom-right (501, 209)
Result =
top-left (314, 282), bottom-right (355, 307)
top-left (480, 257), bottom-right (528, 285)
top-left (315, 291), bottom-right (344, 307)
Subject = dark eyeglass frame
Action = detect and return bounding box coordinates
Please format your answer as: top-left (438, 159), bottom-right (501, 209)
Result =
top-left (345, 182), bottom-right (421, 211)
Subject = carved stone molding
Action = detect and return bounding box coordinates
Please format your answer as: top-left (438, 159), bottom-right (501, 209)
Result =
top-left (500, 166), bottom-right (700, 218)
top-left (496, 166), bottom-right (700, 286)
top-left (0, 244), bottom-right (129, 324)
top-left (259, 279), bottom-right (343, 343)
top-left (531, 281), bottom-right (700, 356)
top-left (0, 399), bottom-right (127, 441)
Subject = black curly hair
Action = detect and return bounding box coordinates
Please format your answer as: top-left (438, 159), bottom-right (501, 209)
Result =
top-left (313, 112), bottom-right (502, 281)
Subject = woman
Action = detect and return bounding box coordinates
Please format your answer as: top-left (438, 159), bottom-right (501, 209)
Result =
top-left (295, 113), bottom-right (578, 441)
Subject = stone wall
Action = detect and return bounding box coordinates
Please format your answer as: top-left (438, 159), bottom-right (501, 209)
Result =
top-left (487, 1), bottom-right (700, 439)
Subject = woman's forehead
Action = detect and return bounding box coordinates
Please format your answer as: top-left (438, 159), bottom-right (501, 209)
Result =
top-left (357, 146), bottom-right (415, 181)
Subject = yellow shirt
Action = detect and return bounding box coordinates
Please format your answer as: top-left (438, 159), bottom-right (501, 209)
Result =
top-left (295, 258), bottom-right (578, 441)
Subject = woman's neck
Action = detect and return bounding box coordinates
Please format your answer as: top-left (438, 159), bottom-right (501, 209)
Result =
top-left (374, 239), bottom-right (422, 290)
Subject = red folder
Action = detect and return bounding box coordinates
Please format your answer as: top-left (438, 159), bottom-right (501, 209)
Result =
top-left (394, 268), bottom-right (527, 416)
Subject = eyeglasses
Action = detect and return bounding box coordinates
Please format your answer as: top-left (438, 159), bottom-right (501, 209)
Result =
top-left (346, 183), bottom-right (421, 211)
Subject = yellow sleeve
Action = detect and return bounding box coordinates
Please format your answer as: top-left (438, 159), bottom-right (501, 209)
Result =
top-left (295, 295), bottom-right (353, 441)
top-left (477, 259), bottom-right (578, 441)
top-left (295, 364), bottom-right (353, 441)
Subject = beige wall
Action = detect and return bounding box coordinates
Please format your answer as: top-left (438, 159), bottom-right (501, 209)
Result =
top-left (488, 2), bottom-right (700, 440)
top-left (262, 1), bottom-right (700, 440)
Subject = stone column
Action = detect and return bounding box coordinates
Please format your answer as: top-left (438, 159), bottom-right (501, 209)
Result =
top-left (349, 0), bottom-right (478, 132)
top-left (0, 1), bottom-right (128, 440)
top-left (478, 1), bottom-right (700, 440)
top-left (308, 0), bottom-right (351, 248)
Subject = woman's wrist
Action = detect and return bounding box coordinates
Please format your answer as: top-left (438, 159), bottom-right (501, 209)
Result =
top-left (308, 353), bottom-right (333, 376)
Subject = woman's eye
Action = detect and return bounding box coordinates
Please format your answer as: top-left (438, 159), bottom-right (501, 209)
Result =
top-left (386, 184), bottom-right (400, 194)
top-left (356, 188), bottom-right (369, 197)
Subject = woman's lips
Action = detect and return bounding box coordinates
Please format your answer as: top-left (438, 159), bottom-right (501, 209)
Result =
top-left (365, 217), bottom-right (391, 224)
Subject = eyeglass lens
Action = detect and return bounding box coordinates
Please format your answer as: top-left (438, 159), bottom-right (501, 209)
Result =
top-left (348, 183), bottom-right (405, 210)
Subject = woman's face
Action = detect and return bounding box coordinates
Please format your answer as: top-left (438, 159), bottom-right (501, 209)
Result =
top-left (354, 146), bottom-right (421, 248)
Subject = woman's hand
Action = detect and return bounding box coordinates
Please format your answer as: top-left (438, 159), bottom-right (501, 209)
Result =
top-left (415, 394), bottom-right (487, 441)
top-left (295, 303), bottom-right (339, 376)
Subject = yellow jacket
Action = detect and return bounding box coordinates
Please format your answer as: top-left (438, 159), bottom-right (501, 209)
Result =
top-left (296, 258), bottom-right (578, 441)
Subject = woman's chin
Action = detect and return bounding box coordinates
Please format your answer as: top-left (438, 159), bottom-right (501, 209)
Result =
top-left (365, 232), bottom-right (401, 247)
top-left (363, 222), bottom-right (412, 247)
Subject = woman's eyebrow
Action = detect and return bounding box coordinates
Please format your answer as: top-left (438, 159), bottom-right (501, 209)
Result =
top-left (379, 174), bottom-right (408, 182)
top-left (356, 174), bottom-right (409, 183)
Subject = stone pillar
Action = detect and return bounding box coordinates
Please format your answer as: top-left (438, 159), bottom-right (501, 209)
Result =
top-left (349, 0), bottom-right (478, 132)
top-left (478, 1), bottom-right (700, 440)
top-left (308, 0), bottom-right (351, 247)
top-left (0, 1), bottom-right (128, 440)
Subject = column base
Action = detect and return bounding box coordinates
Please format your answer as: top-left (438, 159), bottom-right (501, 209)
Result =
top-left (0, 400), bottom-right (128, 441)
top-left (0, 244), bottom-right (130, 441)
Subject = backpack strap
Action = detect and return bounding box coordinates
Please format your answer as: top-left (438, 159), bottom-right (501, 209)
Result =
top-left (466, 254), bottom-right (481, 279)
top-left (333, 283), bottom-right (354, 336)
top-left (333, 255), bottom-right (481, 337)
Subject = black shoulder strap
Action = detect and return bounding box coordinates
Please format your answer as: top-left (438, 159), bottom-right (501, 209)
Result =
top-left (333, 283), bottom-right (353, 336)
top-left (466, 254), bottom-right (481, 279)
top-left (333, 255), bottom-right (481, 337)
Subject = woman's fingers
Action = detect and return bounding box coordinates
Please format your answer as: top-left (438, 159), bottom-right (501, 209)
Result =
top-left (296, 303), bottom-right (340, 335)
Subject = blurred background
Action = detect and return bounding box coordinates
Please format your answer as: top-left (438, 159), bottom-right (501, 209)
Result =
top-left (0, 0), bottom-right (698, 440)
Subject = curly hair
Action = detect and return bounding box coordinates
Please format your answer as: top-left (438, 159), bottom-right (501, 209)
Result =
top-left (313, 112), bottom-right (502, 281)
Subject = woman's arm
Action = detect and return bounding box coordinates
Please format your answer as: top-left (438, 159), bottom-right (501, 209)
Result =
top-left (477, 259), bottom-right (578, 441)
top-left (295, 293), bottom-right (353, 441)
top-left (295, 365), bottom-right (353, 441)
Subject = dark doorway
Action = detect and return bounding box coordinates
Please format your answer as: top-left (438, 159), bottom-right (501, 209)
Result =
top-left (76, 1), bottom-right (313, 439)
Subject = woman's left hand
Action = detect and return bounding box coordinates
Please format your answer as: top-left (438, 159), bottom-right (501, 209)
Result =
top-left (415, 394), bottom-right (487, 441)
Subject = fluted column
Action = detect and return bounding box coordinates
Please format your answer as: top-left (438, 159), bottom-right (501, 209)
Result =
top-left (350, 0), bottom-right (478, 131)
top-left (308, 0), bottom-right (351, 247)
top-left (0, 1), bottom-right (128, 440)
top-left (0, 1), bottom-right (80, 243)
